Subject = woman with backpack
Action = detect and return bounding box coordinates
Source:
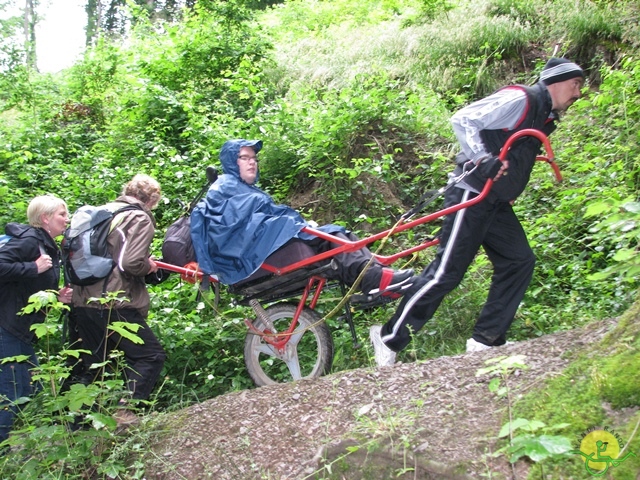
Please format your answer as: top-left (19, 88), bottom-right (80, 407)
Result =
top-left (0, 194), bottom-right (73, 446)
top-left (69, 174), bottom-right (166, 430)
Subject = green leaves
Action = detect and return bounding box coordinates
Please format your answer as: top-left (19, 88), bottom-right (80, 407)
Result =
top-left (506, 433), bottom-right (573, 462)
top-left (109, 321), bottom-right (144, 345)
top-left (0, 354), bottom-right (31, 365)
top-left (479, 357), bottom-right (574, 464)
top-left (60, 383), bottom-right (102, 412)
top-left (476, 354), bottom-right (528, 377)
top-left (496, 418), bottom-right (573, 462)
top-left (584, 197), bottom-right (640, 282)
top-left (21, 290), bottom-right (58, 315)
top-left (498, 418), bottom-right (546, 437)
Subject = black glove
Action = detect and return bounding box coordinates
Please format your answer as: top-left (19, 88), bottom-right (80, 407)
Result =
top-left (476, 155), bottom-right (503, 179)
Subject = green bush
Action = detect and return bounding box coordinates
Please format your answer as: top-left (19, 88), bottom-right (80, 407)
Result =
top-left (1, 0), bottom-right (640, 474)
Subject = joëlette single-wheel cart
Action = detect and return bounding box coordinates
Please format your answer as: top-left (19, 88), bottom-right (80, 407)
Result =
top-left (156, 129), bottom-right (561, 387)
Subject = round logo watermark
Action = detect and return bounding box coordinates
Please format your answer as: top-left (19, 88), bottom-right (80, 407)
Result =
top-left (572, 426), bottom-right (636, 476)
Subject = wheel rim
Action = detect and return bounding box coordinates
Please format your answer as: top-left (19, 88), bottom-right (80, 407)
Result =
top-left (244, 304), bottom-right (332, 386)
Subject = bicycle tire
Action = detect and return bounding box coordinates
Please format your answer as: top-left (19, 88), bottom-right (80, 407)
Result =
top-left (243, 303), bottom-right (333, 386)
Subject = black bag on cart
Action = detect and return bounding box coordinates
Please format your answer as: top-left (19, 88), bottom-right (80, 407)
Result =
top-left (156, 166), bottom-right (218, 284)
top-left (161, 215), bottom-right (195, 268)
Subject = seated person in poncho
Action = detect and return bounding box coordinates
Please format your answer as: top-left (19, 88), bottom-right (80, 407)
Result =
top-left (190, 139), bottom-right (414, 296)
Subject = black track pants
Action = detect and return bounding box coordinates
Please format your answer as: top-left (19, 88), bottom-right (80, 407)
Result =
top-left (71, 307), bottom-right (166, 400)
top-left (381, 187), bottom-right (535, 351)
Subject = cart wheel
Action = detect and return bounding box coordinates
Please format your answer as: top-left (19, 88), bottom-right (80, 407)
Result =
top-left (244, 303), bottom-right (333, 387)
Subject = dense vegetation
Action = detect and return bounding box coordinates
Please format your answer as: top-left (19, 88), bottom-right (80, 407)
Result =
top-left (0, 0), bottom-right (639, 476)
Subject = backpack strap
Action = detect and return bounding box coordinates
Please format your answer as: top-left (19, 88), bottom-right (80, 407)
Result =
top-left (36, 227), bottom-right (54, 258)
top-left (109, 204), bottom-right (145, 233)
top-left (100, 275), bottom-right (110, 298)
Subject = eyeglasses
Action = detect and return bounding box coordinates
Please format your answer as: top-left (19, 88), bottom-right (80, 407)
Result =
top-left (238, 155), bottom-right (259, 163)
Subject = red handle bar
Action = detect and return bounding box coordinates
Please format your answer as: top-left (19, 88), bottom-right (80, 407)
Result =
top-left (501, 128), bottom-right (561, 181)
top-left (154, 260), bottom-right (218, 283)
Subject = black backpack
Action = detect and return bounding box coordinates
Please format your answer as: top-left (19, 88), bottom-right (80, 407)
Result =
top-left (160, 166), bottom-right (218, 268)
top-left (62, 204), bottom-right (141, 286)
top-left (161, 215), bottom-right (195, 267)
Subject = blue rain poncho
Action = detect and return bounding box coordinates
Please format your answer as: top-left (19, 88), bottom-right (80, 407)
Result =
top-left (190, 139), bottom-right (343, 285)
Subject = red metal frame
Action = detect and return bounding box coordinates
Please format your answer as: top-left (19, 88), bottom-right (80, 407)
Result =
top-left (156, 129), bottom-right (558, 350)
top-left (241, 275), bottom-right (328, 350)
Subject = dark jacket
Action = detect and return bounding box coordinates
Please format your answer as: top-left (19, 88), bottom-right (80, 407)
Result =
top-left (0, 223), bottom-right (61, 343)
top-left (454, 82), bottom-right (558, 203)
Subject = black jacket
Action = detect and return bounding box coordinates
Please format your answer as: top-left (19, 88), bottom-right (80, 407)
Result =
top-left (454, 82), bottom-right (558, 203)
top-left (0, 223), bottom-right (61, 343)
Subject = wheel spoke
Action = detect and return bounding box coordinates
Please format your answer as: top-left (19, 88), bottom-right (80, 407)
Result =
top-left (255, 343), bottom-right (279, 357)
top-left (283, 345), bottom-right (302, 380)
top-left (287, 325), bottom-right (305, 347)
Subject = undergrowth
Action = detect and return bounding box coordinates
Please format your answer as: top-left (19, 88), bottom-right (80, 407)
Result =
top-left (1, 0), bottom-right (639, 476)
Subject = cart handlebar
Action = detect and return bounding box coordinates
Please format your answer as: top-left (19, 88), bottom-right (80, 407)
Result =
top-left (501, 128), bottom-right (561, 181)
top-left (155, 260), bottom-right (219, 284)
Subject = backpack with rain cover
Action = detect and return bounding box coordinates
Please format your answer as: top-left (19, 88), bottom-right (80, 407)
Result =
top-left (161, 166), bottom-right (218, 268)
top-left (62, 204), bottom-right (141, 286)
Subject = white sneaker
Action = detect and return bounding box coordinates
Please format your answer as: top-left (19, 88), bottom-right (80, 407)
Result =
top-left (369, 325), bottom-right (396, 367)
top-left (466, 338), bottom-right (492, 352)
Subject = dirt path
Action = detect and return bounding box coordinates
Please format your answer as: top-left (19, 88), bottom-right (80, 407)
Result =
top-left (142, 319), bottom-right (616, 479)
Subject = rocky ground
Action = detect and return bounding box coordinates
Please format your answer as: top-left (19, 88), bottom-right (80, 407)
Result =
top-left (141, 319), bottom-right (619, 479)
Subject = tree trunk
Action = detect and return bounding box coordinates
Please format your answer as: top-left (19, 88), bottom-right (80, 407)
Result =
top-left (85, 0), bottom-right (100, 47)
top-left (104, 0), bottom-right (126, 35)
top-left (23, 0), bottom-right (37, 69)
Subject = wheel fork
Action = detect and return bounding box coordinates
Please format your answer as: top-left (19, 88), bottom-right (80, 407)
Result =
top-left (244, 276), bottom-right (327, 351)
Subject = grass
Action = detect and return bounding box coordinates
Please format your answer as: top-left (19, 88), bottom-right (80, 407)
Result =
top-left (261, 0), bottom-right (632, 103)
top-left (507, 302), bottom-right (640, 478)
top-left (262, 0), bottom-right (544, 97)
